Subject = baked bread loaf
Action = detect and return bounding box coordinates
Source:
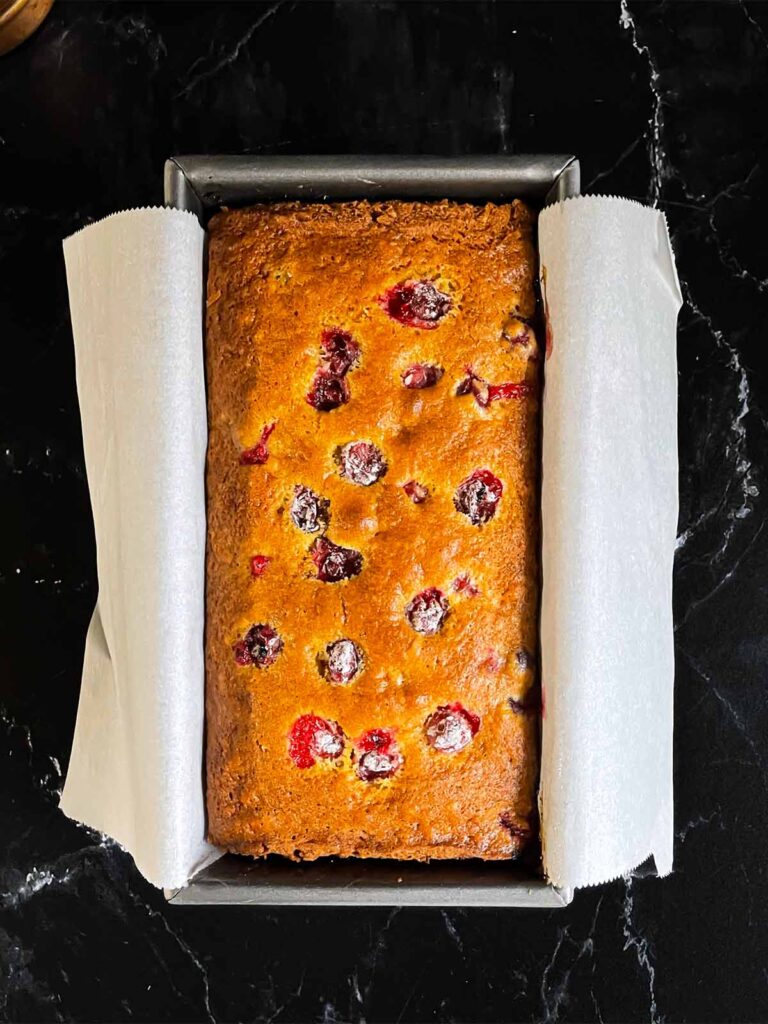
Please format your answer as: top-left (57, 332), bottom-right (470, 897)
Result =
top-left (205, 199), bottom-right (540, 861)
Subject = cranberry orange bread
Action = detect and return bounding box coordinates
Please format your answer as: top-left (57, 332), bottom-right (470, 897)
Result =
top-left (205, 200), bottom-right (540, 861)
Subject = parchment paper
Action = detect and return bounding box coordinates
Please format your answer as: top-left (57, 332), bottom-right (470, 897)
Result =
top-left (538, 196), bottom-right (681, 889)
top-left (61, 198), bottom-right (681, 891)
top-left (62, 209), bottom-right (219, 889)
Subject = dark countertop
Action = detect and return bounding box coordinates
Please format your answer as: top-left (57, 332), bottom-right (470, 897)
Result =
top-left (1, 2), bottom-right (766, 1021)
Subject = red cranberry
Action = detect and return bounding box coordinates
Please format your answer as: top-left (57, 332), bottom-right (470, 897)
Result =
top-left (456, 369), bottom-right (492, 408)
top-left (499, 812), bottom-right (533, 843)
top-left (455, 370), bottom-right (475, 397)
top-left (324, 639), bottom-right (364, 683)
top-left (233, 623), bottom-right (283, 668)
top-left (311, 537), bottom-right (363, 583)
top-left (233, 641), bottom-right (251, 666)
top-left (488, 381), bottom-right (532, 401)
top-left (289, 714), bottom-right (345, 769)
top-left (290, 485), bottom-right (330, 534)
top-left (481, 650), bottom-right (504, 674)
top-left (354, 728), bottom-right (403, 781)
top-left (250, 555), bottom-right (271, 578)
top-left (474, 381), bottom-right (492, 407)
top-left (240, 422), bottom-right (275, 465)
top-left (358, 728), bottom-right (393, 754)
top-left (424, 703), bottom-right (480, 753)
top-left (306, 327), bottom-right (360, 411)
top-left (502, 318), bottom-right (533, 348)
top-left (321, 328), bottom-right (360, 376)
top-left (454, 469), bottom-right (503, 525)
top-left (405, 587), bottom-right (449, 636)
top-left (306, 369), bottom-right (350, 411)
top-left (401, 364), bottom-right (444, 389)
top-left (507, 696), bottom-right (537, 715)
top-left (380, 280), bottom-right (452, 329)
top-left (337, 441), bottom-right (387, 486)
top-left (457, 369), bottom-right (490, 407)
top-left (452, 574), bottom-right (479, 597)
top-left (403, 480), bottom-right (429, 504)
top-left (456, 370), bottom-right (531, 408)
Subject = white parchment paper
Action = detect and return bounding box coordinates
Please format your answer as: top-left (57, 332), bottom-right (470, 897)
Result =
top-left (61, 197), bottom-right (681, 892)
top-left (538, 196), bottom-right (681, 890)
top-left (62, 209), bottom-right (220, 889)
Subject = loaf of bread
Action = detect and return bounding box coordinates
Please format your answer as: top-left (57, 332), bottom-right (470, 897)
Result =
top-left (205, 199), bottom-right (540, 861)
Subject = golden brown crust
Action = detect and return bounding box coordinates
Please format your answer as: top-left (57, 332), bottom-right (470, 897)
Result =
top-left (205, 199), bottom-right (540, 861)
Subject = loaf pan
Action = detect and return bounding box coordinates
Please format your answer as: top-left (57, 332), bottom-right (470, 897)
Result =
top-left (163, 154), bottom-right (579, 908)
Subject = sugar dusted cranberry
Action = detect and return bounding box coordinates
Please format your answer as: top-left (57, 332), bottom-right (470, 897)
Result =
top-left (233, 623), bottom-right (283, 668)
top-left (354, 728), bottom-right (403, 781)
top-left (405, 587), bottom-right (449, 636)
top-left (321, 328), bottom-right (360, 376)
top-left (324, 639), bottom-right (364, 684)
top-left (240, 422), bottom-right (275, 464)
top-left (452, 574), bottom-right (479, 597)
top-left (381, 280), bottom-right (452, 329)
top-left (424, 703), bottom-right (480, 754)
top-left (337, 441), bottom-right (387, 486)
top-left (290, 485), bottom-right (330, 534)
top-left (306, 369), bottom-right (350, 411)
top-left (250, 555), bottom-right (271, 578)
top-left (289, 714), bottom-right (345, 769)
top-left (356, 749), bottom-right (402, 781)
top-left (454, 469), bottom-right (503, 525)
top-left (401, 364), bottom-right (444, 390)
top-left (403, 480), bottom-right (429, 504)
top-left (516, 648), bottom-right (535, 671)
top-left (311, 537), bottom-right (363, 583)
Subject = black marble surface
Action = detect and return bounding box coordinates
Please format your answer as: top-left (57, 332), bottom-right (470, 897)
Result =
top-left (1, 2), bottom-right (767, 1021)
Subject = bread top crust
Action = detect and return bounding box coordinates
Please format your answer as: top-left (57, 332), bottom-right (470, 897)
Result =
top-left (205, 200), bottom-right (540, 861)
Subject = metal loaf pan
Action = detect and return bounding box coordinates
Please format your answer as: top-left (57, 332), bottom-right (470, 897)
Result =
top-left (164, 154), bottom-right (579, 909)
